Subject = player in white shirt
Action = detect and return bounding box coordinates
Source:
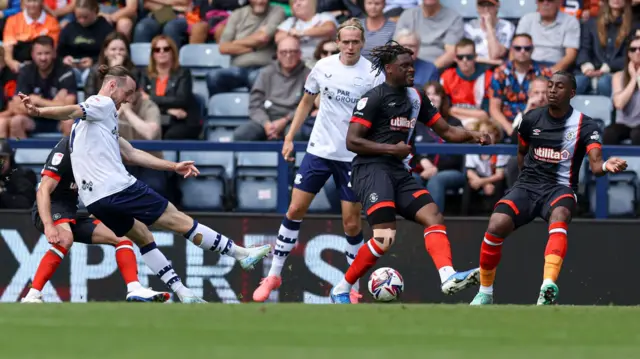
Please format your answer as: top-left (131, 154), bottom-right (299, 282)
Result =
top-left (252, 18), bottom-right (384, 304)
top-left (19, 65), bottom-right (272, 303)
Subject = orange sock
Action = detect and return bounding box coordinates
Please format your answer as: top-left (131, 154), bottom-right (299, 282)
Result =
top-left (32, 244), bottom-right (67, 291)
top-left (479, 232), bottom-right (504, 288)
top-left (115, 240), bottom-right (139, 285)
top-left (345, 238), bottom-right (384, 284)
top-left (423, 225), bottom-right (453, 269)
top-left (544, 222), bottom-right (568, 282)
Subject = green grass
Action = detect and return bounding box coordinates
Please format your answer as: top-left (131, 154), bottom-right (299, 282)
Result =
top-left (0, 304), bottom-right (639, 359)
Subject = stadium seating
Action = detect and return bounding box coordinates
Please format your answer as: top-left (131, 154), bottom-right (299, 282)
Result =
top-left (179, 151), bottom-right (234, 210)
top-left (588, 172), bottom-right (639, 217)
top-left (206, 92), bottom-right (251, 138)
top-left (234, 152), bottom-right (279, 211)
top-left (130, 43), bottom-right (152, 68)
top-left (570, 95), bottom-right (613, 129)
top-left (14, 148), bottom-right (52, 181)
top-left (179, 44), bottom-right (231, 77)
top-left (440, 0), bottom-right (479, 18)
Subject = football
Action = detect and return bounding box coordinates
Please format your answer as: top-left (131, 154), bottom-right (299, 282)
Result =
top-left (368, 267), bottom-right (404, 302)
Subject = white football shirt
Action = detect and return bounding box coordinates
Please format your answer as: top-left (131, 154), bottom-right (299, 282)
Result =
top-left (304, 54), bottom-right (385, 162)
top-left (69, 95), bottom-right (136, 206)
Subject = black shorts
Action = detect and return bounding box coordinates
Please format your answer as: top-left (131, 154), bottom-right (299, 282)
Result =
top-left (32, 204), bottom-right (98, 244)
top-left (351, 162), bottom-right (434, 226)
top-left (494, 182), bottom-right (577, 229)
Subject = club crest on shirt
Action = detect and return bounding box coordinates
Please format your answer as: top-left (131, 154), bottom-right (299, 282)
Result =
top-left (357, 97), bottom-right (368, 110)
top-left (565, 130), bottom-right (577, 141)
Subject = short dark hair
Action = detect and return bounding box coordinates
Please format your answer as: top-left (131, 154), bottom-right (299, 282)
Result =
top-left (455, 38), bottom-right (476, 52)
top-left (553, 70), bottom-right (577, 90)
top-left (32, 36), bottom-right (54, 48)
top-left (97, 65), bottom-right (136, 86)
top-left (512, 33), bottom-right (533, 44)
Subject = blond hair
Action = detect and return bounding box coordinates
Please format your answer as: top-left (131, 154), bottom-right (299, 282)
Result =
top-left (337, 18), bottom-right (365, 41)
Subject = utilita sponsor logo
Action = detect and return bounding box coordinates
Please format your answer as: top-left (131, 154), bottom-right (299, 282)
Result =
top-left (390, 117), bottom-right (416, 129)
top-left (533, 147), bottom-right (570, 163)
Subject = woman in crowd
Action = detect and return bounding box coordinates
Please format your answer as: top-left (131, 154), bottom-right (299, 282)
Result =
top-left (85, 31), bottom-right (138, 96)
top-left (138, 35), bottom-right (202, 140)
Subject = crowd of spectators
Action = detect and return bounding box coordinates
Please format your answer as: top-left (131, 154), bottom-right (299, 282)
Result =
top-left (0, 0), bottom-right (639, 215)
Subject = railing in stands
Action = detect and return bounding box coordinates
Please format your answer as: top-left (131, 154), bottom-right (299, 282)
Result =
top-left (9, 139), bottom-right (639, 219)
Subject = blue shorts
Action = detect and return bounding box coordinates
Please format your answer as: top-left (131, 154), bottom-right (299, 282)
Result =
top-left (86, 180), bottom-right (169, 237)
top-left (294, 153), bottom-right (357, 202)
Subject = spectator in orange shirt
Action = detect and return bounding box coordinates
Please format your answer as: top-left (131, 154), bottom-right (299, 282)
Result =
top-left (3, 0), bottom-right (60, 73)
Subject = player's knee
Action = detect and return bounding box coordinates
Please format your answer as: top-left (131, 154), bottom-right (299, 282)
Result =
top-left (486, 213), bottom-right (514, 238)
top-left (58, 237), bottom-right (74, 250)
top-left (549, 206), bottom-right (572, 223)
top-left (342, 213), bottom-right (360, 236)
top-left (372, 228), bottom-right (396, 252)
top-left (414, 203), bottom-right (444, 227)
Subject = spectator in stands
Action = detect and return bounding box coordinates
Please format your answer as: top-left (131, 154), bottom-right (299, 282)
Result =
top-left (95, 0), bottom-right (137, 39)
top-left (462, 120), bottom-right (507, 214)
top-left (134, 0), bottom-right (190, 47)
top-left (57, 0), bottom-right (114, 87)
top-left (311, 38), bottom-right (339, 67)
top-left (85, 31), bottom-right (138, 97)
top-left (0, 1), bottom-right (22, 38)
top-left (360, 0), bottom-right (396, 60)
top-left (394, 29), bottom-right (439, 89)
top-left (235, 36), bottom-right (310, 141)
top-left (186, 0), bottom-right (243, 44)
top-left (139, 35), bottom-right (202, 140)
top-left (440, 38), bottom-right (493, 127)
top-left (605, 35), bottom-right (640, 144)
top-left (0, 36), bottom-right (76, 138)
top-left (0, 139), bottom-right (37, 209)
top-left (464, 0), bottom-right (515, 66)
top-left (206, 0), bottom-right (285, 97)
top-left (412, 81), bottom-right (465, 212)
top-left (0, 48), bottom-right (18, 115)
top-left (44, 0), bottom-right (75, 28)
top-left (516, 0), bottom-right (580, 72)
top-left (576, 0), bottom-right (635, 97)
top-left (118, 90), bottom-right (170, 197)
top-left (489, 34), bottom-right (552, 141)
top-left (276, 0), bottom-right (338, 65)
top-left (3, 0), bottom-right (60, 73)
top-left (395, 0), bottom-right (463, 69)
top-left (561, 0), bottom-right (600, 22)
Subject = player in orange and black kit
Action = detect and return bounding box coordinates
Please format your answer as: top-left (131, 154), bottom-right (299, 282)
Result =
top-left (22, 137), bottom-right (170, 303)
top-left (330, 42), bottom-right (493, 304)
top-left (470, 71), bottom-right (627, 306)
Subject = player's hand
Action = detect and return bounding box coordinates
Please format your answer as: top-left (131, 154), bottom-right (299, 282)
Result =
top-left (175, 161), bottom-right (200, 178)
top-left (18, 92), bottom-right (40, 117)
top-left (44, 225), bottom-right (61, 245)
top-left (605, 157), bottom-right (627, 173)
top-left (282, 138), bottom-right (294, 162)
top-left (474, 131), bottom-right (493, 146)
top-left (392, 141), bottom-right (412, 159)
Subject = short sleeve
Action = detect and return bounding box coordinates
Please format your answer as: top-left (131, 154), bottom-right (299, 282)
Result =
top-left (488, 70), bottom-right (504, 99)
top-left (277, 17), bottom-right (294, 32)
top-left (581, 117), bottom-right (603, 154)
top-left (219, 10), bottom-right (240, 42)
top-left (417, 89), bottom-right (441, 127)
top-left (79, 95), bottom-right (114, 122)
top-left (465, 155), bottom-right (477, 169)
top-left (351, 91), bottom-right (379, 129)
top-left (496, 155), bottom-right (510, 168)
top-left (16, 66), bottom-right (33, 95)
top-left (304, 64), bottom-right (320, 95)
top-left (563, 15), bottom-right (581, 49)
top-left (41, 143), bottom-right (69, 182)
top-left (317, 12), bottom-right (339, 26)
top-left (263, 7), bottom-right (286, 37)
top-left (517, 110), bottom-right (533, 146)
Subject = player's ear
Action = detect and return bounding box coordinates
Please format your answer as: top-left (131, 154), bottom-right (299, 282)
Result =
top-left (570, 88), bottom-right (576, 99)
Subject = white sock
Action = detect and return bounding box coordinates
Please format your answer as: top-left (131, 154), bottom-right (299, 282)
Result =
top-left (345, 232), bottom-right (364, 293)
top-left (438, 266), bottom-right (456, 283)
top-left (184, 220), bottom-right (248, 259)
top-left (26, 288), bottom-right (42, 298)
top-left (542, 279), bottom-right (555, 287)
top-left (479, 285), bottom-right (493, 295)
top-left (333, 278), bottom-right (352, 294)
top-left (140, 242), bottom-right (185, 293)
top-left (126, 281), bottom-right (143, 292)
top-left (268, 217), bottom-right (301, 277)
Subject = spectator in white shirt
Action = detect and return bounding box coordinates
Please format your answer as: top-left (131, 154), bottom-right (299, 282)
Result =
top-left (463, 0), bottom-right (515, 66)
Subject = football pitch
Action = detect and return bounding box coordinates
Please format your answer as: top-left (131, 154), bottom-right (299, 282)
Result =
top-left (1, 303), bottom-right (639, 359)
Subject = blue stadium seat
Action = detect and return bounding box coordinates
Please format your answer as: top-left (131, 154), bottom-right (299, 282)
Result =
top-left (179, 44), bottom-right (231, 77)
top-left (130, 43), bottom-right (151, 67)
top-left (570, 95), bottom-right (613, 129)
top-left (589, 172), bottom-right (638, 217)
top-left (208, 93), bottom-right (250, 118)
top-left (207, 127), bottom-right (235, 142)
top-left (440, 0), bottom-right (478, 18)
top-left (234, 152), bottom-right (278, 211)
top-left (498, 0), bottom-right (537, 19)
top-left (14, 148), bottom-right (52, 182)
top-left (179, 151), bottom-right (234, 210)
top-left (193, 79), bottom-right (209, 104)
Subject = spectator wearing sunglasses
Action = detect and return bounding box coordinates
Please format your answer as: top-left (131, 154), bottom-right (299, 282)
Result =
top-left (604, 35), bottom-right (640, 145)
top-left (440, 38), bottom-right (493, 127)
top-left (393, 29), bottom-right (438, 89)
top-left (360, 0), bottom-right (396, 60)
top-left (516, 0), bottom-right (580, 73)
top-left (463, 0), bottom-right (514, 66)
top-left (488, 33), bottom-right (552, 141)
top-left (576, 0), bottom-right (638, 97)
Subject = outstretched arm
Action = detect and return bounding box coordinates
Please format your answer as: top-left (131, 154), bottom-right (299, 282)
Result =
top-left (587, 147), bottom-right (627, 177)
top-left (118, 138), bottom-right (200, 177)
top-left (18, 92), bottom-right (84, 120)
top-left (430, 116), bottom-right (491, 144)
